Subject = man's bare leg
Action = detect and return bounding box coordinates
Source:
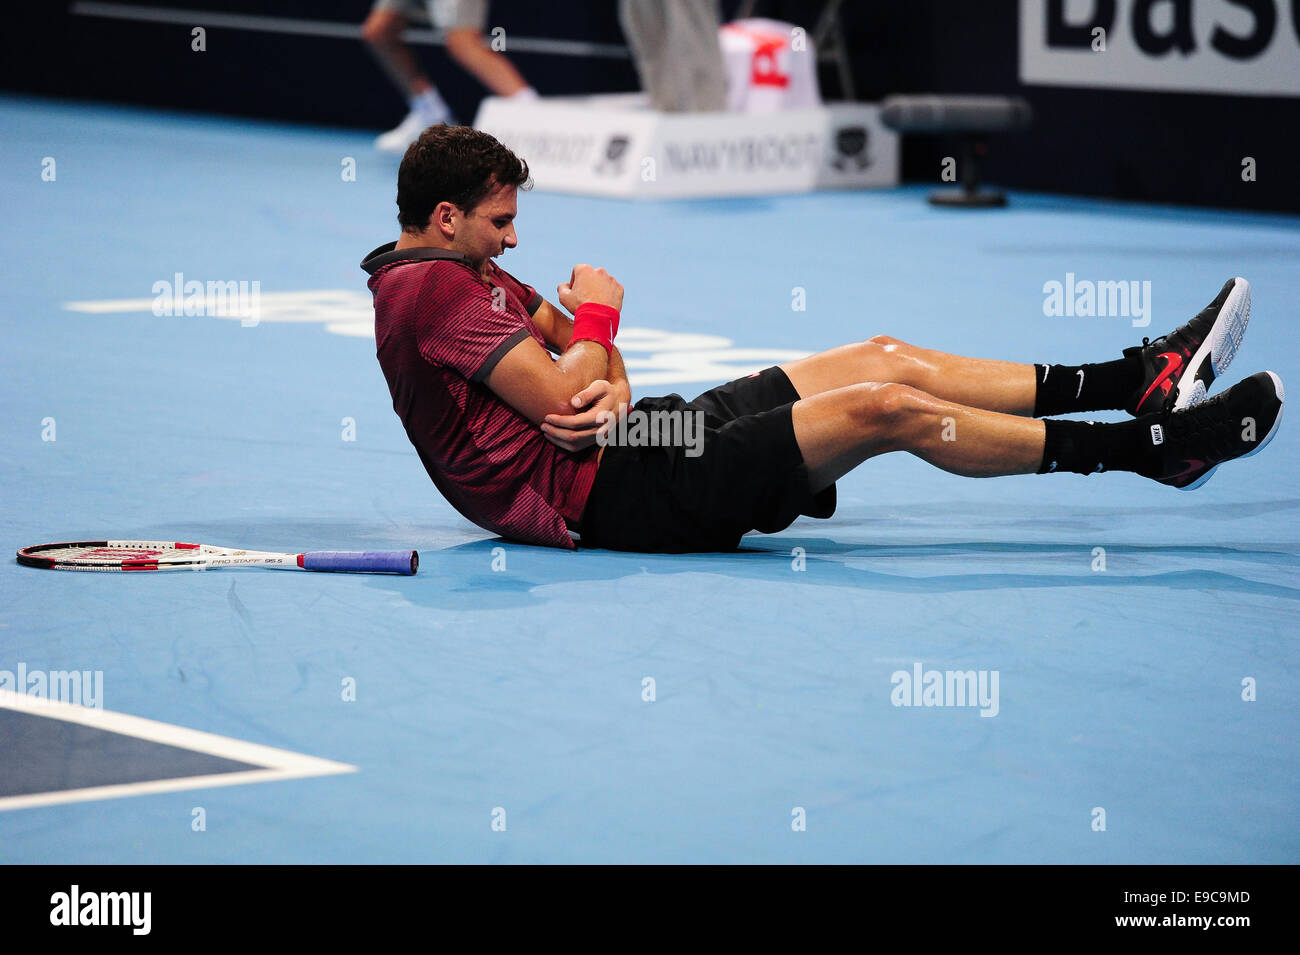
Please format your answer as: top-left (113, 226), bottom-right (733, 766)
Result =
top-left (361, 9), bottom-right (431, 96)
top-left (780, 335), bottom-right (1037, 416)
top-left (780, 278), bottom-right (1277, 492)
top-left (791, 382), bottom-right (1046, 492)
top-left (444, 28), bottom-right (529, 96)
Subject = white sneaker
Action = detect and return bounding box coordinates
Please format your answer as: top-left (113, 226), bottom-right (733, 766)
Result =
top-left (375, 108), bottom-right (449, 153)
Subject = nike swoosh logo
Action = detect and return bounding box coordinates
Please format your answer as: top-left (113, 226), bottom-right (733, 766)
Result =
top-left (1167, 458), bottom-right (1205, 482)
top-left (1137, 352), bottom-right (1184, 410)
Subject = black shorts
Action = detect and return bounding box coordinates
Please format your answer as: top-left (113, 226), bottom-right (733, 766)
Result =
top-left (576, 366), bottom-right (836, 552)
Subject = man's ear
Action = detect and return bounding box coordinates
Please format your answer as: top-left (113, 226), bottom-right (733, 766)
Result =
top-left (433, 201), bottom-right (458, 240)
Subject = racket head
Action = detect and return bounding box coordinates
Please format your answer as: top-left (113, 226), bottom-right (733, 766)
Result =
top-left (16, 540), bottom-right (207, 571)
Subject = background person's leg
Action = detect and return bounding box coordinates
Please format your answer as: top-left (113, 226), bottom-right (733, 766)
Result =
top-left (436, 1), bottom-right (532, 97)
top-left (443, 28), bottom-right (530, 96)
top-left (362, 6), bottom-right (431, 98)
top-left (790, 382), bottom-right (1046, 493)
top-left (780, 336), bottom-right (1038, 415)
top-left (620, 0), bottom-right (725, 112)
top-left (364, 1), bottom-right (456, 150)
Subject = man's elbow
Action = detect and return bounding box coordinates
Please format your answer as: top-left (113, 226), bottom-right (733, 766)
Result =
top-left (515, 381), bottom-right (581, 426)
top-left (544, 392), bottom-right (576, 420)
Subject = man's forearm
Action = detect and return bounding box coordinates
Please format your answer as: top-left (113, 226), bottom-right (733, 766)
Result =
top-left (532, 300), bottom-right (574, 354)
top-left (530, 297), bottom-right (625, 406)
top-left (545, 301), bottom-right (626, 401)
top-left (607, 346), bottom-right (631, 405)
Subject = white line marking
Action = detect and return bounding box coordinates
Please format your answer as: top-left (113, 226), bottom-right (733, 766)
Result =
top-left (63, 293), bottom-right (811, 387)
top-left (0, 689), bottom-right (355, 812)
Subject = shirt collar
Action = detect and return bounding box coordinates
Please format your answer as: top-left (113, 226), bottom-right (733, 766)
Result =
top-left (360, 241), bottom-right (475, 275)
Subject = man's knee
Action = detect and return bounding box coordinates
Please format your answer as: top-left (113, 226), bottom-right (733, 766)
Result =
top-left (865, 334), bottom-right (917, 358)
top-left (861, 335), bottom-right (931, 384)
top-left (849, 381), bottom-right (927, 429)
top-left (849, 381), bottom-right (933, 452)
top-left (362, 11), bottom-right (403, 46)
top-left (866, 334), bottom-right (905, 348)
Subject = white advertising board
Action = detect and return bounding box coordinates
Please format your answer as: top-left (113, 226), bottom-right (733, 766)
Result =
top-left (1020, 0), bottom-right (1300, 97)
top-left (475, 94), bottom-right (899, 199)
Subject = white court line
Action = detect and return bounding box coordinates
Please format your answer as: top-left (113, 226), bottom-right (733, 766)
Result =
top-left (0, 689), bottom-right (355, 812)
top-left (61, 292), bottom-right (811, 386)
top-left (69, 2), bottom-right (632, 58)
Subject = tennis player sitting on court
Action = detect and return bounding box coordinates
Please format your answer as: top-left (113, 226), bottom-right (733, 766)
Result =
top-left (362, 125), bottom-right (1284, 553)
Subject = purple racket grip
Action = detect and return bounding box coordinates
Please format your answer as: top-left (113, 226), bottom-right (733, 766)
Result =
top-left (300, 550), bottom-right (418, 575)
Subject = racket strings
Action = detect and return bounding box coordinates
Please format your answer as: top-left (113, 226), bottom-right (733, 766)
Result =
top-left (60, 547), bottom-right (168, 562)
top-left (25, 542), bottom-right (209, 564)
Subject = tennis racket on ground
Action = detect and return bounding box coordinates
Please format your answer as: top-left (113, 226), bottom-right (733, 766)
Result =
top-left (16, 541), bottom-right (418, 575)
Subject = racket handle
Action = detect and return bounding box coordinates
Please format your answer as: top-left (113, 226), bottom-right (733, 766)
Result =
top-left (300, 550), bottom-right (419, 575)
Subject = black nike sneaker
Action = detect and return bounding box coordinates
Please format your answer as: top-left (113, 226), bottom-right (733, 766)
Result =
top-left (1149, 370), bottom-right (1283, 490)
top-left (1125, 277), bottom-right (1251, 416)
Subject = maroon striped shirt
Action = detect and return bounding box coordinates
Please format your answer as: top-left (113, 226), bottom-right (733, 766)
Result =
top-left (362, 242), bottom-right (599, 549)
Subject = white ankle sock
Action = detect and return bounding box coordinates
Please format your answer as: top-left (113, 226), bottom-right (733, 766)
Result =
top-left (410, 88), bottom-right (451, 121)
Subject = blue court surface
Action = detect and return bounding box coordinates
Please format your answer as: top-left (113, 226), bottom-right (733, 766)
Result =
top-left (1, 95), bottom-right (1297, 863)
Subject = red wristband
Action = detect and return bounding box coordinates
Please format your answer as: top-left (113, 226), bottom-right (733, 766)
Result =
top-left (572, 302), bottom-right (620, 354)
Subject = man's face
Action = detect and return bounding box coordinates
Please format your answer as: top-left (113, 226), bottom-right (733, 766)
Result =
top-left (453, 182), bottom-right (518, 269)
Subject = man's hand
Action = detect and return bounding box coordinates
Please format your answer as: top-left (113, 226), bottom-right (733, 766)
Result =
top-left (557, 264), bottom-right (624, 314)
top-left (541, 379), bottom-right (627, 453)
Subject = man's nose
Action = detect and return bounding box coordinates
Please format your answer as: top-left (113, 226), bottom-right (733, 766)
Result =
top-left (504, 225), bottom-right (517, 247)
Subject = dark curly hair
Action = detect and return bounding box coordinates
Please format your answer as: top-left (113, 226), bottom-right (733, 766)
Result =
top-left (396, 124), bottom-right (531, 231)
